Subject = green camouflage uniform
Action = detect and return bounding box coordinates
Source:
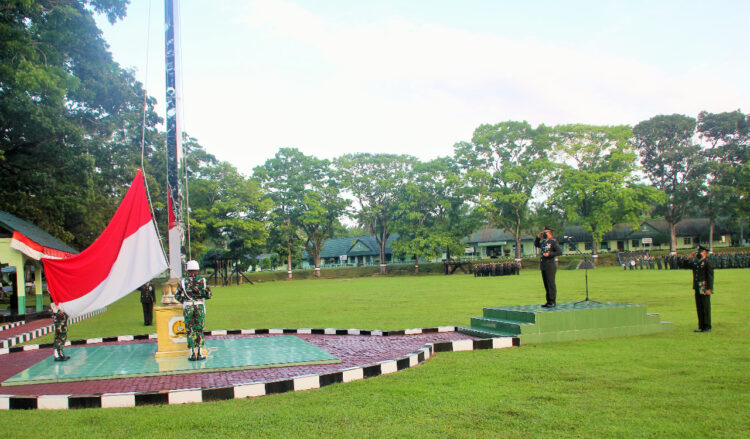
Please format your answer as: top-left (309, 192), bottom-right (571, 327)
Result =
top-left (52, 308), bottom-right (69, 360)
top-left (176, 274), bottom-right (212, 359)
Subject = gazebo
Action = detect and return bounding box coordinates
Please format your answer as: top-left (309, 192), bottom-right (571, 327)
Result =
top-left (0, 211), bottom-right (77, 317)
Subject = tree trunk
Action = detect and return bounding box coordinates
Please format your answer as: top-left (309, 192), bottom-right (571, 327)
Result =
top-left (514, 220), bottom-right (522, 261)
top-left (591, 239), bottom-right (598, 263)
top-left (446, 247), bottom-right (451, 263)
top-left (669, 222), bottom-right (677, 255)
top-left (709, 218), bottom-right (715, 253)
top-left (414, 254), bottom-right (419, 274)
top-left (379, 244), bottom-right (387, 274)
top-left (286, 242), bottom-right (293, 280)
top-left (314, 254), bottom-right (321, 278)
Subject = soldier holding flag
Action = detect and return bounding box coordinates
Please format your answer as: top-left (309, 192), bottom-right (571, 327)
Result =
top-left (176, 260), bottom-right (212, 360)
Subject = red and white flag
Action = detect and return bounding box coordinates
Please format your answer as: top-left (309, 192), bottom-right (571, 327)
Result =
top-left (44, 170), bottom-right (168, 318)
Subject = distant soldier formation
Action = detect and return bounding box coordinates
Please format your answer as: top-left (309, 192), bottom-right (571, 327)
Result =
top-left (621, 255), bottom-right (656, 270)
top-left (619, 251), bottom-right (750, 270)
top-left (659, 252), bottom-right (750, 270)
top-left (473, 261), bottom-right (521, 277)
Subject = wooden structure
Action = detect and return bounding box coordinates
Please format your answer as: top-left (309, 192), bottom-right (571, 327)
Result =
top-left (209, 258), bottom-right (254, 286)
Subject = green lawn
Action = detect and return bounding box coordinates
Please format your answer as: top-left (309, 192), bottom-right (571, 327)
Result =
top-left (3, 267), bottom-right (749, 438)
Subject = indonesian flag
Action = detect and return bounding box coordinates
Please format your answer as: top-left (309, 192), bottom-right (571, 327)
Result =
top-left (44, 170), bottom-right (168, 318)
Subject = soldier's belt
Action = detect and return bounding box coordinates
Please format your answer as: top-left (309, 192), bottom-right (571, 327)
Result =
top-left (182, 300), bottom-right (205, 307)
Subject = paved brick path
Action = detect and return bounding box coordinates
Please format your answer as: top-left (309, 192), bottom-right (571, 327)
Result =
top-left (1, 332), bottom-right (477, 396)
top-left (0, 319), bottom-right (52, 341)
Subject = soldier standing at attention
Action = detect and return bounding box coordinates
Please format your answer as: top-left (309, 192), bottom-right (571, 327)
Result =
top-left (139, 281), bottom-right (156, 326)
top-left (689, 245), bottom-right (714, 333)
top-left (534, 227), bottom-right (562, 308)
top-left (176, 260), bottom-right (212, 360)
top-left (51, 303), bottom-right (70, 361)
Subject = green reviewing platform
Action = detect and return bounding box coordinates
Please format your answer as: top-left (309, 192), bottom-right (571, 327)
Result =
top-left (458, 301), bottom-right (673, 344)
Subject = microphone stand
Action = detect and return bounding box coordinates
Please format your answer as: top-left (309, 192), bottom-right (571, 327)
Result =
top-left (563, 238), bottom-right (600, 306)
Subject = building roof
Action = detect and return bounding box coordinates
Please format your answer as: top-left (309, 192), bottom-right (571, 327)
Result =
top-left (643, 218), bottom-right (731, 236)
top-left (563, 223), bottom-right (636, 241)
top-left (319, 235), bottom-right (397, 258)
top-left (465, 228), bottom-right (534, 244)
top-left (562, 218), bottom-right (731, 242)
top-left (0, 211), bottom-right (78, 254)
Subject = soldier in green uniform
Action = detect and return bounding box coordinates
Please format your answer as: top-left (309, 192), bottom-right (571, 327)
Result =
top-left (688, 245), bottom-right (714, 333)
top-left (176, 260), bottom-right (212, 361)
top-left (534, 227), bottom-right (562, 308)
top-left (51, 303), bottom-right (70, 361)
top-left (138, 281), bottom-right (156, 326)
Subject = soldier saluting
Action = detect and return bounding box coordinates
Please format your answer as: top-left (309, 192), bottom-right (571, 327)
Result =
top-left (534, 226), bottom-right (562, 308)
top-left (175, 260), bottom-right (212, 360)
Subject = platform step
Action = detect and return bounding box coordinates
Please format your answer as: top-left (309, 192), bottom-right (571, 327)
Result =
top-left (469, 317), bottom-right (536, 335)
top-left (457, 326), bottom-right (517, 339)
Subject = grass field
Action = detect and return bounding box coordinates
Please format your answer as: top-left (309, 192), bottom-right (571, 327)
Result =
top-left (2, 267), bottom-right (749, 438)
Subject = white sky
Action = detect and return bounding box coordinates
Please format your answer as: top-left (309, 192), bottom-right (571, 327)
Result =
top-left (96, 0), bottom-right (750, 176)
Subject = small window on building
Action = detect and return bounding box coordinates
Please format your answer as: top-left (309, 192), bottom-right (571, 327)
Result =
top-left (631, 240), bottom-right (640, 248)
top-left (600, 242), bottom-right (609, 250)
top-left (684, 237), bottom-right (692, 245)
top-left (585, 242), bottom-right (592, 250)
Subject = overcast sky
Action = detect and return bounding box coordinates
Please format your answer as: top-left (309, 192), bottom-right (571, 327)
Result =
top-left (96, 0), bottom-right (750, 176)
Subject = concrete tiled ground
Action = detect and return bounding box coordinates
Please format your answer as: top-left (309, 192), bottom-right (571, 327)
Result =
top-left (1, 332), bottom-right (476, 396)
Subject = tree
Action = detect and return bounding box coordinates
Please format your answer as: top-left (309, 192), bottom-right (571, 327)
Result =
top-left (549, 124), bottom-right (662, 258)
top-left (336, 153), bottom-right (416, 274)
top-left (254, 148), bottom-right (308, 279)
top-left (697, 110), bottom-right (750, 251)
top-left (633, 114), bottom-right (703, 254)
top-left (455, 121), bottom-right (553, 260)
top-left (297, 160), bottom-right (348, 277)
top-left (0, 0), bottom-right (165, 249)
top-left (187, 146), bottom-right (270, 265)
top-left (391, 157), bottom-right (479, 273)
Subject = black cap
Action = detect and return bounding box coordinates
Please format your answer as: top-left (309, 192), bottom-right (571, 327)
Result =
top-left (696, 245), bottom-right (708, 252)
top-left (543, 226), bottom-right (554, 231)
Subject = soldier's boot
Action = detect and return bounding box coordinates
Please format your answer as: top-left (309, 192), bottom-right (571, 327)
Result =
top-left (188, 349), bottom-right (198, 361)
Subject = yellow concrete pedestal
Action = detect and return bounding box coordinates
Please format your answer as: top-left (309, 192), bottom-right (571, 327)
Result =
top-left (154, 304), bottom-right (189, 358)
top-left (154, 278), bottom-right (208, 359)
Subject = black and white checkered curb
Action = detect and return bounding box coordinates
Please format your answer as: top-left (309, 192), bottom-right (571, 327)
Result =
top-left (0, 321), bottom-right (24, 332)
top-left (0, 326), bottom-right (519, 410)
top-left (0, 308), bottom-right (106, 350)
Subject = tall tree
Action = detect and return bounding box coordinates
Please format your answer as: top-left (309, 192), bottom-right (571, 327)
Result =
top-left (254, 148), bottom-right (308, 279)
top-left (454, 121), bottom-right (552, 260)
top-left (336, 153), bottom-right (416, 274)
top-left (297, 160), bottom-right (348, 277)
top-left (391, 157), bottom-right (479, 273)
top-left (550, 124), bottom-right (661, 258)
top-left (697, 110), bottom-right (750, 251)
top-left (633, 114), bottom-right (703, 254)
top-left (188, 156), bottom-right (270, 267)
top-left (0, 0), bottom-right (164, 249)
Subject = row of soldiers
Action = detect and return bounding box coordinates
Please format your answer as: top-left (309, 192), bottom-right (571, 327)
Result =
top-left (473, 262), bottom-right (521, 277)
top-left (660, 253), bottom-right (750, 270)
top-left (622, 255), bottom-right (657, 270)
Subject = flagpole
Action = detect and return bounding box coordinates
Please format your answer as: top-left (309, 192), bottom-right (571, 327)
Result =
top-left (154, 0), bottom-right (190, 357)
top-left (165, 0), bottom-right (182, 282)
top-left (160, 0), bottom-right (183, 307)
